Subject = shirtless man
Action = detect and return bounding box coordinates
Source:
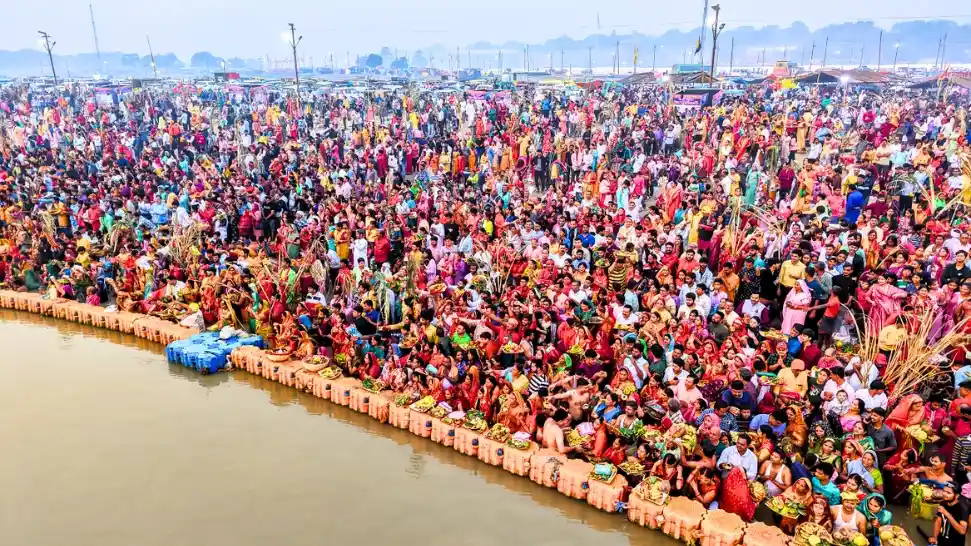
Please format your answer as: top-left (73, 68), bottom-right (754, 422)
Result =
top-left (548, 375), bottom-right (600, 422)
top-left (538, 409), bottom-right (576, 454)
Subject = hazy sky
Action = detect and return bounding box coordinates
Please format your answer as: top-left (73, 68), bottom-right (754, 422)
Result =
top-left (4, 0), bottom-right (968, 59)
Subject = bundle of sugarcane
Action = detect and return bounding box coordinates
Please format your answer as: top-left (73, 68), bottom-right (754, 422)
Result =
top-left (35, 211), bottom-right (57, 245)
top-left (839, 303), bottom-right (882, 367)
top-left (106, 219), bottom-right (134, 254)
top-left (167, 222), bottom-right (204, 267)
top-left (402, 250), bottom-right (422, 297)
top-left (373, 274), bottom-right (392, 323)
top-left (882, 307), bottom-right (971, 399)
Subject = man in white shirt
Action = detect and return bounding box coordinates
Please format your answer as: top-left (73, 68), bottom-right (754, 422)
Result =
top-left (854, 380), bottom-right (889, 411)
top-left (822, 367), bottom-right (856, 413)
top-left (716, 433), bottom-right (758, 480)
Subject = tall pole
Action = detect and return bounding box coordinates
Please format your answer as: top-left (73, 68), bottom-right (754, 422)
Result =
top-left (146, 35), bottom-right (158, 79)
top-left (708, 4), bottom-right (722, 82)
top-left (821, 37), bottom-right (829, 68)
top-left (941, 33), bottom-right (948, 68)
top-left (588, 46), bottom-right (592, 73)
top-left (38, 31), bottom-right (57, 84)
top-left (498, 50), bottom-right (503, 71)
top-left (89, 2), bottom-right (101, 62)
top-left (877, 30), bottom-right (883, 71)
top-left (561, 49), bottom-right (565, 71)
top-left (287, 23), bottom-right (302, 111)
top-left (808, 40), bottom-right (816, 71)
top-left (783, 44), bottom-right (787, 61)
top-left (892, 43), bottom-right (899, 71)
top-left (652, 44), bottom-right (658, 73)
top-left (858, 45), bottom-right (864, 68)
top-left (698, 0), bottom-right (710, 63)
top-left (525, 45), bottom-right (529, 71)
top-left (760, 47), bottom-right (766, 68)
top-left (728, 36), bottom-right (734, 75)
top-left (633, 47), bottom-right (637, 74)
top-left (934, 39), bottom-right (942, 69)
top-left (615, 40), bottom-right (620, 75)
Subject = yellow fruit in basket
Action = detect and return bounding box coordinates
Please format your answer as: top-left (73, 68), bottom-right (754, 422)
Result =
top-left (880, 531), bottom-right (894, 541)
top-left (808, 536), bottom-right (820, 546)
top-left (853, 536), bottom-right (868, 546)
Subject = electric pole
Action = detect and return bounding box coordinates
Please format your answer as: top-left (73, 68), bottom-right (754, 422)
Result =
top-left (877, 30), bottom-right (883, 71)
top-left (615, 40), bottom-right (620, 74)
top-left (588, 46), bottom-right (592, 74)
top-left (708, 4), bottom-right (723, 82)
top-left (287, 23), bottom-right (302, 111)
top-left (38, 31), bottom-right (57, 84)
top-left (728, 37), bottom-right (734, 75)
top-left (652, 44), bottom-right (659, 73)
top-left (892, 43), bottom-right (899, 71)
top-left (941, 33), bottom-right (948, 68)
top-left (525, 45), bottom-right (529, 71)
top-left (858, 45), bottom-right (864, 68)
top-left (808, 40), bottom-right (816, 71)
top-left (146, 35), bottom-right (158, 79)
top-left (89, 2), bottom-right (101, 62)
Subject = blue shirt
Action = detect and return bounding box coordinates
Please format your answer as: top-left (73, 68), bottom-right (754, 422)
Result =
top-left (955, 365), bottom-right (971, 390)
top-left (812, 477), bottom-right (841, 505)
top-left (721, 390), bottom-right (756, 411)
top-left (749, 413), bottom-right (787, 437)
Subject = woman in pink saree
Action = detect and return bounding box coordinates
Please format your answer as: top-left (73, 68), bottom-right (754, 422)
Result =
top-left (781, 280), bottom-right (812, 334)
top-left (862, 273), bottom-right (908, 336)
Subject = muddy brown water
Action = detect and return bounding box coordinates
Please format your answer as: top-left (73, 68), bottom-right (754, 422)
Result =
top-left (0, 311), bottom-right (676, 546)
top-left (0, 311), bottom-right (931, 546)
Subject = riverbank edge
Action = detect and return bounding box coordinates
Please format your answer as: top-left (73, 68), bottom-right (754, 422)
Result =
top-left (0, 289), bottom-right (912, 546)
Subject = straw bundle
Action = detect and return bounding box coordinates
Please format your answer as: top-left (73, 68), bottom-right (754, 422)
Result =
top-left (167, 222), bottom-right (204, 267)
top-left (882, 308), bottom-right (971, 399)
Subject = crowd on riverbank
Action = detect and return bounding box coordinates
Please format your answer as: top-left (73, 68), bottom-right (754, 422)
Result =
top-left (0, 77), bottom-right (970, 544)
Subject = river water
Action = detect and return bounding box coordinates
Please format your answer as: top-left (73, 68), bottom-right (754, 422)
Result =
top-left (0, 311), bottom-right (670, 546)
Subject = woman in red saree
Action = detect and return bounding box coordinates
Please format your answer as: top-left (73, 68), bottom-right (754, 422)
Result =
top-left (719, 466), bottom-right (757, 521)
top-left (885, 394), bottom-right (927, 450)
top-left (459, 366), bottom-right (481, 410)
top-left (592, 317), bottom-right (616, 361)
top-left (658, 180), bottom-right (684, 223)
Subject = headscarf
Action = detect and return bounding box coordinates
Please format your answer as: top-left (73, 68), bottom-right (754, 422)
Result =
top-left (857, 493), bottom-right (892, 527)
top-left (698, 411), bottom-right (722, 443)
top-left (808, 418), bottom-right (837, 455)
top-left (886, 393), bottom-right (925, 429)
top-left (781, 477), bottom-right (814, 506)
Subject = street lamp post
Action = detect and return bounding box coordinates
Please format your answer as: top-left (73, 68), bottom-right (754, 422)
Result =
top-left (708, 5), bottom-right (724, 82)
top-left (38, 31), bottom-right (57, 84)
top-left (286, 23), bottom-right (303, 111)
top-left (652, 44), bottom-right (662, 73)
top-left (892, 43), bottom-right (900, 72)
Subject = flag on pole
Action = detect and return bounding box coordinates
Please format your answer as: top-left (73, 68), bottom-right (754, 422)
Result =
top-left (694, 37), bottom-right (702, 54)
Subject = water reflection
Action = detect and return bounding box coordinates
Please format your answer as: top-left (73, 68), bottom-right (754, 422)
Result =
top-left (0, 310), bottom-right (663, 546)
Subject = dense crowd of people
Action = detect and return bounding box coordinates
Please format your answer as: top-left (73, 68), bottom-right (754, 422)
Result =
top-left (1, 77), bottom-right (970, 544)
